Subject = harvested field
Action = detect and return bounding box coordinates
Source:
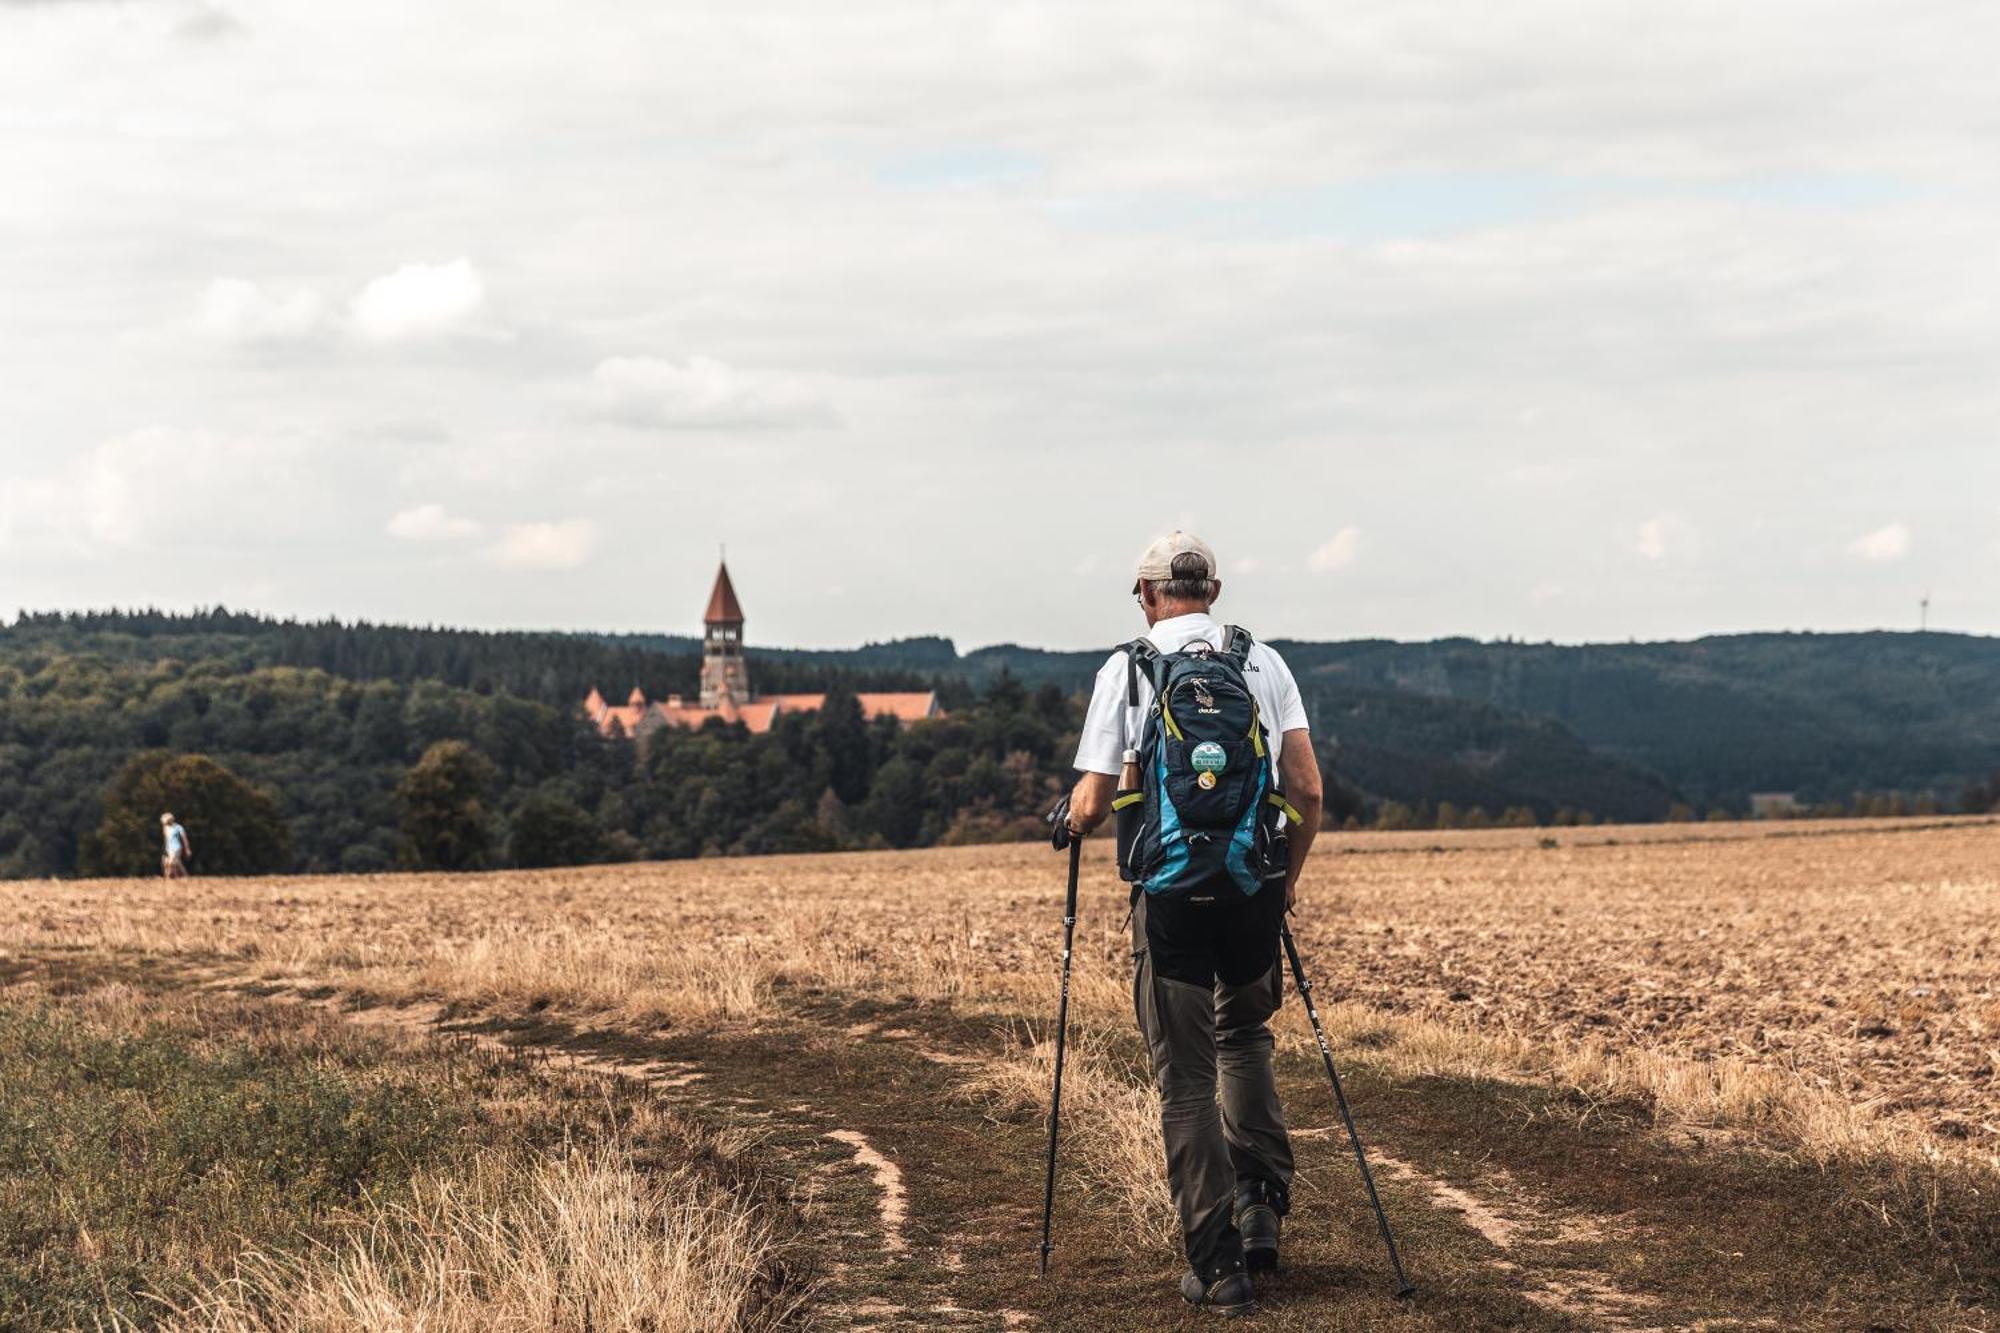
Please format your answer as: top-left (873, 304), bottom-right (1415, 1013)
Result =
top-left (1322, 819), bottom-right (2000, 1151)
top-left (3, 817), bottom-right (1997, 1329)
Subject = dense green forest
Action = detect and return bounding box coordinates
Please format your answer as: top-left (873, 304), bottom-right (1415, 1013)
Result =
top-left (1270, 633), bottom-right (2000, 809)
top-left (4, 610), bottom-right (1995, 879)
top-left (0, 611), bottom-right (1047, 878)
top-left (652, 626), bottom-right (2000, 814)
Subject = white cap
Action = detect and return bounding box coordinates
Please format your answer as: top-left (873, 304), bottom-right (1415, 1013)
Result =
top-left (1132, 530), bottom-right (1218, 593)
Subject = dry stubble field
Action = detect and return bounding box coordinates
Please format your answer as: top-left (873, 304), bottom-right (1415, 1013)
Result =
top-left (2, 817), bottom-right (1996, 1330)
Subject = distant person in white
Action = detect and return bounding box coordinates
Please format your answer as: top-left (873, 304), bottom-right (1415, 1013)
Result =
top-left (160, 812), bottom-right (191, 879)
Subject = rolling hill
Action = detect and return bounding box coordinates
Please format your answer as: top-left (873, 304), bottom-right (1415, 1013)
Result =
top-left (5, 610), bottom-right (1996, 879)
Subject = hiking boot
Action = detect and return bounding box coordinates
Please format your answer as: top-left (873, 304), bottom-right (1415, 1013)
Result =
top-left (1180, 1268), bottom-right (1257, 1317)
top-left (1238, 1203), bottom-right (1280, 1271)
top-left (1236, 1180), bottom-right (1286, 1273)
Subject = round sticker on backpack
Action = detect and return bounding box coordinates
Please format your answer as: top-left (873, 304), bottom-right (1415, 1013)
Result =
top-left (1190, 741), bottom-right (1227, 773)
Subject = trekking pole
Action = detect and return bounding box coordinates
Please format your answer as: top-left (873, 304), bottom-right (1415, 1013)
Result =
top-left (1280, 919), bottom-right (1417, 1299)
top-left (1037, 837), bottom-right (1083, 1277)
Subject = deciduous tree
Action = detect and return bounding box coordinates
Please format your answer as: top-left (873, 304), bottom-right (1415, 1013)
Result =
top-left (396, 741), bottom-right (498, 871)
top-left (81, 751), bottom-right (291, 877)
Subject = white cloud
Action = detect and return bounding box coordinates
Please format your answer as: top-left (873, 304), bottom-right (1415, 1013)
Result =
top-left (5, 429), bottom-right (217, 550)
top-left (1506, 461), bottom-right (1575, 487)
top-left (24, 439), bottom-right (149, 550)
top-left (1306, 528), bottom-right (1360, 573)
top-left (590, 356), bottom-right (838, 430)
top-left (175, 6), bottom-right (248, 42)
top-left (197, 264), bottom-right (495, 349)
top-left (1634, 514), bottom-right (1702, 564)
top-left (8, 3), bottom-right (2000, 641)
top-left (199, 278), bottom-right (325, 345)
top-left (113, 107), bottom-right (235, 143)
top-left (349, 259), bottom-right (486, 342)
top-left (386, 503), bottom-right (482, 542)
top-left (1848, 521), bottom-right (1910, 562)
top-left (486, 519), bottom-right (596, 570)
top-left (0, 428), bottom-right (312, 555)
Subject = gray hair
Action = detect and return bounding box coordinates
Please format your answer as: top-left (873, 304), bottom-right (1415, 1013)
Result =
top-left (1149, 551), bottom-right (1218, 603)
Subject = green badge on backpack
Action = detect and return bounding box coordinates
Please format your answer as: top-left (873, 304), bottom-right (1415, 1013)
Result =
top-left (1191, 741), bottom-right (1228, 773)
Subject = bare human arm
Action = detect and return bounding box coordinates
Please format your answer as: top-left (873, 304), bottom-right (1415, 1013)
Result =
top-left (1276, 728), bottom-right (1322, 911)
top-left (1066, 771), bottom-right (1116, 836)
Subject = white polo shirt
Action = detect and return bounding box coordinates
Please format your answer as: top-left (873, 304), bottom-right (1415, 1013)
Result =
top-left (1072, 612), bottom-right (1310, 776)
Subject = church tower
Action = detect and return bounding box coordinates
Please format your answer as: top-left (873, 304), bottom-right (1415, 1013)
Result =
top-left (698, 560), bottom-right (751, 708)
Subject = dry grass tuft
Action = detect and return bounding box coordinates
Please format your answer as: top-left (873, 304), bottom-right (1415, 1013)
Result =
top-left (155, 1145), bottom-right (795, 1333)
top-left (405, 923), bottom-right (767, 1023)
top-left (964, 1029), bottom-right (1180, 1258)
top-left (0, 972), bottom-right (801, 1332)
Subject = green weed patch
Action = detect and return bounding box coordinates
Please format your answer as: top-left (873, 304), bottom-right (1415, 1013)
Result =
top-left (0, 995), bottom-right (466, 1328)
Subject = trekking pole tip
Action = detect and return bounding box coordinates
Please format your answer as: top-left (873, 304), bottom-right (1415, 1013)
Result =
top-left (1394, 1281), bottom-right (1417, 1300)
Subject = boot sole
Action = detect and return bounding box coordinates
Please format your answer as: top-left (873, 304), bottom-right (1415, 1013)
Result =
top-left (1181, 1278), bottom-right (1257, 1317)
top-left (1244, 1244), bottom-right (1279, 1273)
top-left (1184, 1296), bottom-right (1257, 1318)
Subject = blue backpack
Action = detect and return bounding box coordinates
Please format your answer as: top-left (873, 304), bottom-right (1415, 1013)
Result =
top-left (1113, 626), bottom-right (1302, 899)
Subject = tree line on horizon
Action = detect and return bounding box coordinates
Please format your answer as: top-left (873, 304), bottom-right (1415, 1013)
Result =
top-left (0, 649), bottom-right (1071, 878)
top-left (3, 609), bottom-right (1994, 879)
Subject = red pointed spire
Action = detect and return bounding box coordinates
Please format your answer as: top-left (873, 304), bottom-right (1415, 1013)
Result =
top-left (704, 561), bottom-right (745, 625)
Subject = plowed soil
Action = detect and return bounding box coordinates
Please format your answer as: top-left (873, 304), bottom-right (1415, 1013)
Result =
top-left (3, 817), bottom-right (1996, 1330)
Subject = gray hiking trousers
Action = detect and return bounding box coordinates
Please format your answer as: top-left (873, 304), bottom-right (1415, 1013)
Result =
top-left (1131, 893), bottom-right (1296, 1276)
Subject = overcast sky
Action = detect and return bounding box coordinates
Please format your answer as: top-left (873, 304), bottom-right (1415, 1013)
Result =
top-left (2, 2), bottom-right (1996, 651)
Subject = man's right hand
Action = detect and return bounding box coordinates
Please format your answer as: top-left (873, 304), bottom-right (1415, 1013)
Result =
top-left (1047, 795), bottom-right (1076, 851)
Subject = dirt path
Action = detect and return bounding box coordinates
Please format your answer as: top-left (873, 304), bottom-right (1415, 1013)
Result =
top-left (179, 975), bottom-right (1734, 1328)
top-left (106, 959), bottom-right (1635, 1328)
top-left (176, 972), bottom-right (988, 1328)
top-left (6, 954), bottom-right (1991, 1331)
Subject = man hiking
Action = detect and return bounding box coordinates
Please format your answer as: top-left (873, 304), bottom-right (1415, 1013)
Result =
top-left (160, 812), bottom-right (191, 879)
top-left (1053, 531), bottom-right (1322, 1318)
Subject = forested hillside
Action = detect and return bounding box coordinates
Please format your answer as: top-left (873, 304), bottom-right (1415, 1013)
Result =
top-left (1267, 633), bottom-right (2000, 808)
top-left (698, 626), bottom-right (2000, 812)
top-left (5, 610), bottom-right (1995, 880)
top-left (607, 630), bottom-right (1681, 820)
top-left (0, 612), bottom-right (1042, 879)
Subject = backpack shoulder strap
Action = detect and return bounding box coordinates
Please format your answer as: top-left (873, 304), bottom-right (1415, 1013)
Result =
top-left (1122, 639), bottom-right (1163, 707)
top-left (1221, 625), bottom-right (1256, 667)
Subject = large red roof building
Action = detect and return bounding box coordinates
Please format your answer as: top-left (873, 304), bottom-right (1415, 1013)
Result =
top-left (584, 562), bottom-right (941, 739)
